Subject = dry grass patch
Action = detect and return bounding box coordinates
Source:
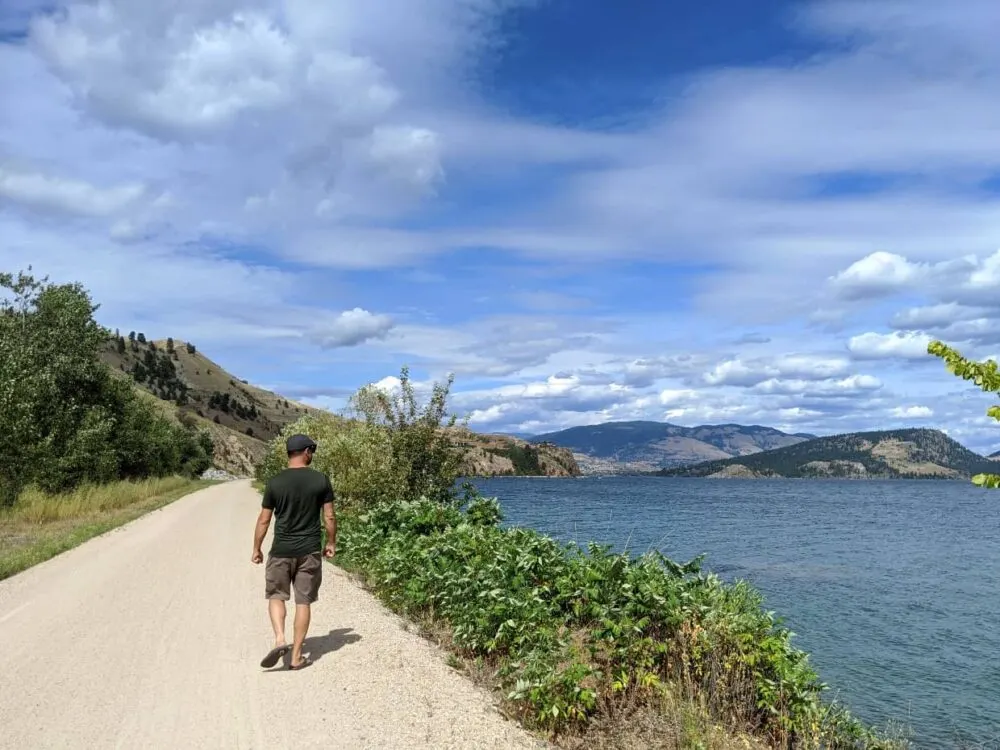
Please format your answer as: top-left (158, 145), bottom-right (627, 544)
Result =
top-left (0, 476), bottom-right (210, 580)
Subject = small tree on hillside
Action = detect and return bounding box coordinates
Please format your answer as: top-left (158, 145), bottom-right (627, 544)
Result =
top-left (928, 340), bottom-right (1000, 487)
top-left (137, 332), bottom-right (146, 344)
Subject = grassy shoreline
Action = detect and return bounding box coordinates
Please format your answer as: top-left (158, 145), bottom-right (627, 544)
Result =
top-left (0, 476), bottom-right (212, 580)
top-left (327, 493), bottom-right (907, 750)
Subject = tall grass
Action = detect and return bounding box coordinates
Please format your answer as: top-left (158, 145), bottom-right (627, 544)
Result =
top-left (0, 476), bottom-right (208, 580)
top-left (10, 477), bottom-right (195, 524)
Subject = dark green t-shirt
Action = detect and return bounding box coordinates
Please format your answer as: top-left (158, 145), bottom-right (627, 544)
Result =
top-left (262, 467), bottom-right (335, 558)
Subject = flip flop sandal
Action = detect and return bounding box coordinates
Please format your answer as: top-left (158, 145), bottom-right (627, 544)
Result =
top-left (289, 657), bottom-right (312, 671)
top-left (260, 645), bottom-right (291, 669)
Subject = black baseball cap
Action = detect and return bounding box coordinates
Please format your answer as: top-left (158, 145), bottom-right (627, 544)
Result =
top-left (286, 434), bottom-right (317, 453)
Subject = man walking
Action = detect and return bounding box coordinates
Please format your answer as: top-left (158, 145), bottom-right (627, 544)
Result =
top-left (252, 434), bottom-right (337, 671)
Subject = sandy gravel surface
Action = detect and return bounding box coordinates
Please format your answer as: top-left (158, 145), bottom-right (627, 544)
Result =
top-left (0, 480), bottom-right (546, 750)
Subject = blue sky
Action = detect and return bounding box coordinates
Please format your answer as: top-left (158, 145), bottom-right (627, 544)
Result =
top-left (3, 0), bottom-right (1000, 450)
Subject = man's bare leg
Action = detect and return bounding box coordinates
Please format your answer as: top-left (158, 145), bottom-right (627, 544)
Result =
top-left (291, 604), bottom-right (311, 667)
top-left (268, 599), bottom-right (287, 648)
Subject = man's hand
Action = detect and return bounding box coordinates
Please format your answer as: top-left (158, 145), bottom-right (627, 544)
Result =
top-left (323, 542), bottom-right (336, 559)
top-left (251, 549), bottom-right (264, 564)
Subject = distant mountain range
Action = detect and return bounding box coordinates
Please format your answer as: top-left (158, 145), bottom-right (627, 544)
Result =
top-left (658, 428), bottom-right (997, 480)
top-left (529, 420), bottom-right (815, 472)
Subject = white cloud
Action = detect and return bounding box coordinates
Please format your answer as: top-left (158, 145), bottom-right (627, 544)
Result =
top-left (311, 308), bottom-right (393, 349)
top-left (704, 355), bottom-right (850, 387)
top-left (753, 374), bottom-right (882, 396)
top-left (658, 388), bottom-right (700, 406)
top-left (828, 251), bottom-right (923, 300)
top-left (847, 331), bottom-right (933, 360)
top-left (0, 166), bottom-right (145, 216)
top-left (890, 303), bottom-right (982, 330)
top-left (891, 405), bottom-right (934, 419)
top-left (34, 7), bottom-right (307, 137)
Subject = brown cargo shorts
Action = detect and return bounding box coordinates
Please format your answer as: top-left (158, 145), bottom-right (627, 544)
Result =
top-left (264, 553), bottom-right (323, 605)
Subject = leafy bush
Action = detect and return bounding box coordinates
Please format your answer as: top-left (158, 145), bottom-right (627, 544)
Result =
top-left (0, 269), bottom-right (213, 505)
top-left (257, 367), bottom-right (463, 508)
top-left (336, 494), bottom-right (900, 748)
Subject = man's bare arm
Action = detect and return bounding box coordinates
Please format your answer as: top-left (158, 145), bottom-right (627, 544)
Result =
top-left (322, 502), bottom-right (337, 558)
top-left (252, 508), bottom-right (273, 563)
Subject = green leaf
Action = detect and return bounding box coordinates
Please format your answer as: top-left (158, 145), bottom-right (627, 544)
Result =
top-left (972, 473), bottom-right (1000, 488)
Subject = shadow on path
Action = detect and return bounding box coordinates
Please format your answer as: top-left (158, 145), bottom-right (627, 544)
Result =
top-left (305, 627), bottom-right (362, 663)
top-left (262, 628), bottom-right (362, 672)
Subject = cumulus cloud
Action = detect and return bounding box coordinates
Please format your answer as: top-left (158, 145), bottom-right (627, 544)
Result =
top-left (703, 355), bottom-right (850, 387)
top-left (30, 3), bottom-right (397, 140)
top-left (753, 374), bottom-right (882, 396)
top-left (829, 250), bottom-right (1000, 308)
top-left (311, 309), bottom-right (394, 348)
top-left (33, 8), bottom-right (298, 137)
top-left (828, 252), bottom-right (924, 300)
top-left (891, 405), bottom-right (934, 419)
top-left (847, 331), bottom-right (933, 360)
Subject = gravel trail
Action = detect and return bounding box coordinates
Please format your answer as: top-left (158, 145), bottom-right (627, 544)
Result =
top-left (0, 480), bottom-right (545, 750)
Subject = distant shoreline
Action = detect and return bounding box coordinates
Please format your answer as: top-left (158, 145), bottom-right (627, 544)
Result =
top-left (467, 473), bottom-right (975, 481)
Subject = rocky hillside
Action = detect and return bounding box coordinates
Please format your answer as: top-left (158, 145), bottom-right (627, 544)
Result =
top-left (101, 334), bottom-right (321, 442)
top-left (530, 420), bottom-right (814, 472)
top-left (100, 332), bottom-right (578, 478)
top-left (658, 429), bottom-right (997, 479)
top-left (451, 430), bottom-right (579, 477)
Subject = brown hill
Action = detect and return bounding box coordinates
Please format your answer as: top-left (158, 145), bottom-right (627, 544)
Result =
top-left (101, 335), bottom-right (321, 442)
top-left (100, 333), bottom-right (578, 479)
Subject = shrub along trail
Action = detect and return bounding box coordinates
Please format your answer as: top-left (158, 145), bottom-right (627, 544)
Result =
top-left (0, 480), bottom-right (543, 750)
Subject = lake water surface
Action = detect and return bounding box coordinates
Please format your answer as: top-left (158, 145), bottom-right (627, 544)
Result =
top-left (470, 476), bottom-right (1000, 749)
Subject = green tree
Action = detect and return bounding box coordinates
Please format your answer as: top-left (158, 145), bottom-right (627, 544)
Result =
top-left (258, 367), bottom-right (464, 508)
top-left (166, 337), bottom-right (174, 352)
top-left (928, 340), bottom-right (1000, 487)
top-left (348, 367), bottom-right (463, 504)
top-left (137, 332), bottom-right (146, 344)
top-left (0, 270), bottom-right (214, 505)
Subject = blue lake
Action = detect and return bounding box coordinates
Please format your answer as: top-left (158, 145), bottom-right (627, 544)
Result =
top-left (469, 476), bottom-right (1000, 749)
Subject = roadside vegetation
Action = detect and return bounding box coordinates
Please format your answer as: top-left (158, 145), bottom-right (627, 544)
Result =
top-left (259, 369), bottom-right (905, 749)
top-left (0, 269), bottom-right (214, 508)
top-left (0, 476), bottom-right (208, 580)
